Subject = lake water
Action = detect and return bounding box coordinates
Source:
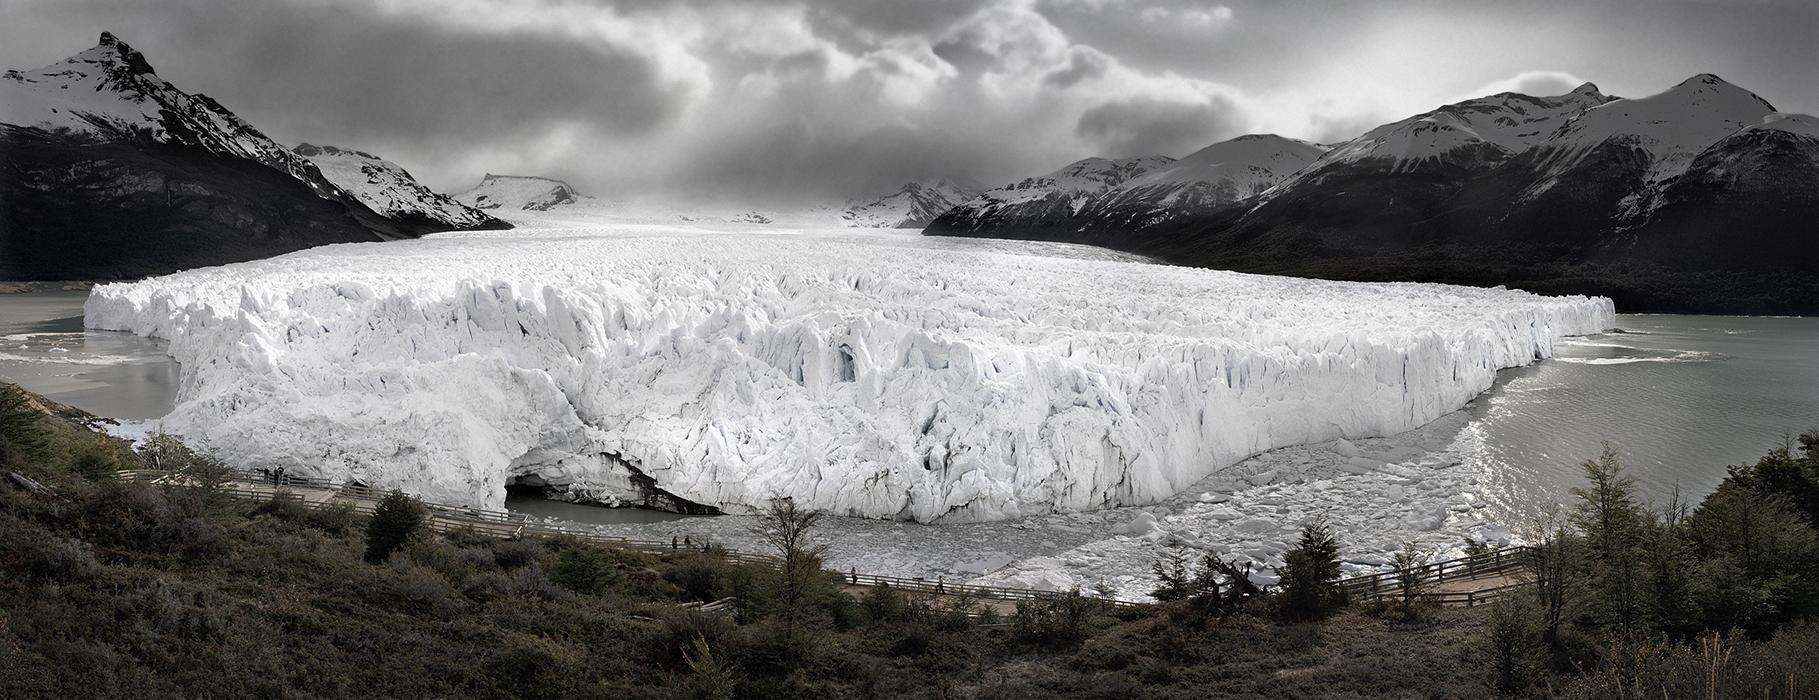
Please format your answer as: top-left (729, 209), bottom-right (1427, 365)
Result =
top-left (2, 290), bottom-right (1813, 528)
top-left (0, 291), bottom-right (178, 419)
top-left (1472, 314), bottom-right (1819, 521)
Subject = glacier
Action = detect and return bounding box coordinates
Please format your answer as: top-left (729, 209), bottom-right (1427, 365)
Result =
top-left (84, 224), bottom-right (1614, 522)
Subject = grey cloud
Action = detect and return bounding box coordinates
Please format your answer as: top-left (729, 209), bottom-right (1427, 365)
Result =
top-left (1075, 93), bottom-right (1248, 157)
top-left (1043, 47), bottom-right (1111, 89)
top-left (8, 0), bottom-right (682, 192)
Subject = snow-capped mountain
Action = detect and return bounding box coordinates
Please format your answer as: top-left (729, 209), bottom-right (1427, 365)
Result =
top-left (455, 174), bottom-right (587, 212)
top-left (0, 33), bottom-right (505, 281)
top-left (1078, 135), bottom-right (1329, 231)
top-left (925, 76), bottom-right (1819, 314)
top-left (1535, 75), bottom-right (1775, 186)
top-left (928, 137), bottom-right (1330, 244)
top-left (294, 143), bottom-right (501, 229)
top-left (0, 32), bottom-right (346, 200)
top-left (842, 179), bottom-right (980, 228)
top-left (1303, 83), bottom-right (1611, 177)
top-left (928, 155), bottom-right (1173, 236)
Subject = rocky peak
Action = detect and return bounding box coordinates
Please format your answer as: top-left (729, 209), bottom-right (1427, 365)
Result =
top-left (1567, 82), bottom-right (1604, 99)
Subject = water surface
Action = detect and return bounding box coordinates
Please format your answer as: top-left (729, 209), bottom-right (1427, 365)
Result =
top-left (0, 291), bottom-right (177, 419)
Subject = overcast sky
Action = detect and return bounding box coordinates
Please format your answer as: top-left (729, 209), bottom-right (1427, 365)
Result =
top-left (5, 0), bottom-right (1815, 203)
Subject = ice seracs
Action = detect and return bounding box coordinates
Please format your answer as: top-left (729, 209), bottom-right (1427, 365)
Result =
top-left (86, 224), bottom-right (1613, 522)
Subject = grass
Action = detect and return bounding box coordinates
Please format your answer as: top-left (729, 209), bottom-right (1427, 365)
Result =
top-left (3, 383), bottom-right (1817, 698)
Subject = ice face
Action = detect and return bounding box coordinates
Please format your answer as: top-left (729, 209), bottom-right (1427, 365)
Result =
top-left (85, 225), bottom-right (1614, 522)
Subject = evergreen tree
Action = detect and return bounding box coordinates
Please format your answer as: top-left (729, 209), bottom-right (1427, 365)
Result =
top-left (0, 384), bottom-right (50, 467)
top-left (364, 490), bottom-right (426, 564)
top-left (1149, 546), bottom-right (1191, 602)
top-left (1276, 520), bottom-right (1345, 619)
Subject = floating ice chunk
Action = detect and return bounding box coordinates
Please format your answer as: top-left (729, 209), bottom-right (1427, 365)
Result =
top-left (953, 553), bottom-right (1017, 575)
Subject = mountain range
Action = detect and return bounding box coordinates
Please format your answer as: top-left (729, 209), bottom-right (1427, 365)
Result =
top-left (0, 33), bottom-right (506, 281)
top-left (928, 76), bottom-right (1819, 314)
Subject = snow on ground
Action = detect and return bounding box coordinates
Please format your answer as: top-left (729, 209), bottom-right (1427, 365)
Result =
top-left (85, 222), bottom-right (1612, 526)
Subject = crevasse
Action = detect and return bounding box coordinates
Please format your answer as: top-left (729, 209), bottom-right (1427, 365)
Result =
top-left (84, 226), bottom-right (1615, 522)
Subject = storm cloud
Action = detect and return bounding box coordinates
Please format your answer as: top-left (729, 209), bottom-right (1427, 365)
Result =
top-left (4, 0), bottom-right (1815, 203)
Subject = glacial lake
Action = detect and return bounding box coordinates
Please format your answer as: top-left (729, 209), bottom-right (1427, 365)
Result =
top-left (2, 290), bottom-right (1813, 527)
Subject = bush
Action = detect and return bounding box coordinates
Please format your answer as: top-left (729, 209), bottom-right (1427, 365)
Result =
top-left (649, 608), bottom-right (735, 668)
top-left (384, 556), bottom-right (452, 612)
top-left (1484, 595), bottom-right (1543, 695)
top-left (861, 583), bottom-right (908, 625)
top-left (1011, 589), bottom-right (1095, 645)
top-left (491, 539), bottom-right (543, 569)
top-left (364, 490), bottom-right (426, 564)
top-left (548, 545), bottom-right (623, 596)
top-left (665, 550), bottom-right (729, 602)
top-left (23, 535), bottom-right (103, 581)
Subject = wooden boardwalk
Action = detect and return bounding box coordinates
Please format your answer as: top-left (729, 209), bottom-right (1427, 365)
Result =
top-left (124, 468), bottom-right (1531, 610)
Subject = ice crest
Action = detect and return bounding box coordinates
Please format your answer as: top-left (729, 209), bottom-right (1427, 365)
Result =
top-left (85, 225), bottom-right (1614, 522)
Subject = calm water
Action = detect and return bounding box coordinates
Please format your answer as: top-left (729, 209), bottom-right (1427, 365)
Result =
top-left (0, 291), bottom-right (178, 419)
top-left (1471, 314), bottom-right (1819, 521)
top-left (3, 290), bottom-right (1812, 523)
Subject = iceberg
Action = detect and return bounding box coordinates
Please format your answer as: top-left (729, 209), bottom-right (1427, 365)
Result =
top-left (85, 225), bottom-right (1613, 522)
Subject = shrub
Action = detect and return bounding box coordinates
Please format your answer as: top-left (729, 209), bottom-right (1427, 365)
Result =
top-left (665, 550), bottom-right (729, 603)
top-left (364, 490), bottom-right (426, 564)
top-left (682, 635), bottom-right (739, 700)
top-left (491, 539), bottom-right (543, 569)
top-left (549, 545), bottom-right (623, 596)
top-left (1484, 595), bottom-right (1543, 695)
top-left (385, 556), bottom-right (452, 612)
top-left (650, 608), bottom-right (734, 668)
top-left (23, 535), bottom-right (103, 581)
top-left (301, 503), bottom-right (359, 535)
top-left (861, 583), bottom-right (908, 625)
top-left (1011, 589), bottom-right (1094, 645)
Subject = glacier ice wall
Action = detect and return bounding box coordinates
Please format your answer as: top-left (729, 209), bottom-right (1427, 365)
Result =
top-left (85, 226), bottom-right (1614, 521)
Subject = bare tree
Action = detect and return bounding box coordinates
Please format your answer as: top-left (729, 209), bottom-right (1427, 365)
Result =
top-left (753, 496), bottom-right (830, 648)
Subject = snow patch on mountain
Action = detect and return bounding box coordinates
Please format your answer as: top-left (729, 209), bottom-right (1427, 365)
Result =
top-left (1285, 83), bottom-right (1612, 183)
top-left (86, 224), bottom-right (1613, 521)
top-left (1751, 113), bottom-right (1819, 141)
top-left (295, 144), bottom-right (497, 229)
top-left (1541, 74), bottom-right (1775, 184)
top-left (0, 32), bottom-right (342, 200)
top-left (843, 179), bottom-right (980, 228)
top-left (456, 174), bottom-right (587, 212)
top-left (1106, 134), bottom-right (1327, 210)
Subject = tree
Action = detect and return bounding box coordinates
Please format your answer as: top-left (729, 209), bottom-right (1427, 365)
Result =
top-left (1276, 520), bottom-right (1345, 619)
top-left (364, 490), bottom-right (426, 564)
top-left (1570, 445), bottom-right (1649, 632)
top-left (0, 384), bottom-right (50, 467)
top-left (1149, 546), bottom-right (1192, 602)
top-left (1391, 541), bottom-right (1430, 618)
top-left (752, 496), bottom-right (830, 649)
top-left (550, 545), bottom-right (623, 596)
top-left (1521, 515), bottom-right (1583, 657)
top-left (1484, 595), bottom-right (1543, 695)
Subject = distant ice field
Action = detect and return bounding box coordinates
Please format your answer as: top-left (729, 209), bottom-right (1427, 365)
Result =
top-left (86, 223), bottom-right (1613, 522)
